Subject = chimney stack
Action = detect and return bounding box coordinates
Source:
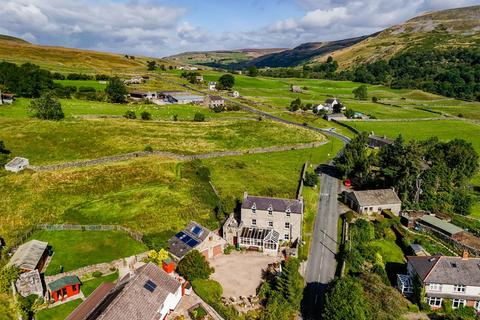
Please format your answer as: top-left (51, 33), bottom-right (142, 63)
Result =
top-left (462, 250), bottom-right (469, 260)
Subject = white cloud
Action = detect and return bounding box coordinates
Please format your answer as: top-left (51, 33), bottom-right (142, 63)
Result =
top-left (301, 7), bottom-right (348, 28)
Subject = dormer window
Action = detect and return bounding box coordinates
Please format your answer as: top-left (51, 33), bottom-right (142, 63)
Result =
top-left (268, 205), bottom-right (273, 215)
top-left (252, 203), bottom-right (256, 214)
top-left (286, 208), bottom-right (291, 217)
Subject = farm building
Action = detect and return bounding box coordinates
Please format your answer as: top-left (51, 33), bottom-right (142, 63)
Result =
top-left (324, 113), bottom-right (347, 121)
top-left (206, 95), bottom-right (225, 108)
top-left (123, 76), bottom-right (144, 85)
top-left (208, 82), bottom-right (217, 91)
top-left (4, 157), bottom-right (29, 173)
top-left (290, 85), bottom-right (302, 93)
top-left (0, 92), bottom-right (14, 105)
top-left (368, 134), bottom-right (394, 148)
top-left (48, 276), bottom-right (81, 302)
top-left (15, 270), bottom-right (44, 298)
top-left (7, 239), bottom-right (49, 272)
top-left (229, 91), bottom-right (240, 98)
top-left (67, 263), bottom-right (183, 320)
top-left (166, 94), bottom-right (204, 104)
top-left (128, 91), bottom-right (157, 100)
top-left (195, 75), bottom-right (204, 82)
top-left (417, 215), bottom-right (463, 238)
top-left (168, 221), bottom-right (227, 260)
top-left (323, 98), bottom-right (344, 111)
top-left (158, 91), bottom-right (188, 99)
top-left (344, 188), bottom-right (402, 215)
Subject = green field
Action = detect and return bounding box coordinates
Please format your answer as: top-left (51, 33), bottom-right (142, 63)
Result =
top-left (370, 239), bottom-right (405, 264)
top-left (81, 272), bottom-right (119, 297)
top-left (35, 299), bottom-right (82, 320)
top-left (0, 115), bottom-right (323, 165)
top-left (54, 80), bottom-right (107, 91)
top-left (28, 230), bottom-right (147, 275)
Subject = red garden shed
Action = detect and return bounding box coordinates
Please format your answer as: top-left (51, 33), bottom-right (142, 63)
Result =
top-left (48, 275), bottom-right (81, 302)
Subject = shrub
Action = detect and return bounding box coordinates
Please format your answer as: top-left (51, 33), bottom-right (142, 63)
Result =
top-left (177, 250), bottom-right (214, 281)
top-left (372, 96), bottom-right (378, 103)
top-left (124, 110), bottom-right (136, 119)
top-left (304, 171), bottom-right (319, 187)
top-left (29, 91), bottom-right (64, 120)
top-left (0, 141), bottom-right (11, 167)
top-left (0, 266), bottom-right (20, 293)
top-left (173, 114), bottom-right (178, 121)
top-left (224, 245), bottom-right (235, 255)
top-left (140, 111), bottom-right (152, 120)
top-left (144, 145), bottom-right (153, 152)
top-left (193, 113), bottom-right (205, 122)
top-left (92, 271), bottom-right (103, 278)
top-left (105, 76), bottom-right (128, 103)
top-left (353, 85), bottom-right (368, 100)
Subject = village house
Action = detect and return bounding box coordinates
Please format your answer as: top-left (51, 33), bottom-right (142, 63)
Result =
top-left (15, 270), bottom-right (44, 298)
top-left (314, 104), bottom-right (333, 114)
top-left (128, 91), bottom-right (157, 100)
top-left (343, 188), bottom-right (402, 215)
top-left (195, 75), bottom-right (204, 83)
top-left (168, 221), bottom-right (227, 260)
top-left (48, 276), bottom-right (81, 302)
top-left (206, 95), bottom-right (225, 108)
top-left (0, 92), bottom-right (14, 105)
top-left (224, 193), bottom-right (304, 254)
top-left (4, 157), bottom-right (29, 173)
top-left (7, 240), bottom-right (49, 272)
top-left (397, 253), bottom-right (480, 312)
top-left (323, 98), bottom-right (344, 112)
top-left (208, 81), bottom-right (217, 91)
top-left (229, 91), bottom-right (240, 98)
top-left (290, 85), bottom-right (302, 93)
top-left (368, 134), bottom-right (394, 148)
top-left (67, 263), bottom-right (183, 320)
top-left (123, 76), bottom-right (144, 85)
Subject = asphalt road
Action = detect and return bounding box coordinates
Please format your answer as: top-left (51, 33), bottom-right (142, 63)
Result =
top-left (302, 166), bottom-right (342, 319)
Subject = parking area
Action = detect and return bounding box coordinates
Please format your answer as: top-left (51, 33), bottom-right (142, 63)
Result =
top-left (210, 251), bottom-right (279, 298)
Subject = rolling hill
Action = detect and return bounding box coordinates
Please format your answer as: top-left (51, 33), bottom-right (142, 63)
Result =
top-left (166, 5), bottom-right (480, 69)
top-left (0, 35), bottom-right (169, 74)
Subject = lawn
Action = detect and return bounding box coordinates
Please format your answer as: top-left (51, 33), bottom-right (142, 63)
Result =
top-left (28, 230), bottom-right (148, 275)
top-left (0, 116), bottom-right (324, 165)
top-left (35, 299), bottom-right (82, 320)
top-left (370, 239), bottom-right (405, 264)
top-left (81, 272), bottom-right (119, 297)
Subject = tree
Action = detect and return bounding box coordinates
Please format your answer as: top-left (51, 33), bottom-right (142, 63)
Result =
top-left (247, 65), bottom-right (259, 77)
top-left (289, 98), bottom-right (301, 112)
top-left (218, 74), bottom-right (235, 90)
top-left (124, 110), bottom-right (136, 119)
top-left (353, 85), bottom-right (368, 100)
top-left (194, 113), bottom-right (205, 122)
top-left (333, 102), bottom-right (345, 113)
top-left (147, 60), bottom-right (157, 71)
top-left (0, 141), bottom-right (11, 167)
top-left (323, 276), bottom-right (368, 320)
top-left (105, 76), bottom-right (127, 103)
top-left (275, 258), bottom-right (303, 310)
top-left (140, 111), bottom-right (152, 120)
top-left (304, 172), bottom-right (318, 187)
top-left (345, 108), bottom-right (355, 118)
top-left (147, 249), bottom-right (169, 266)
top-left (177, 250), bottom-right (214, 281)
top-left (0, 266), bottom-right (20, 293)
top-left (334, 132), bottom-right (373, 185)
top-left (29, 91), bottom-right (64, 120)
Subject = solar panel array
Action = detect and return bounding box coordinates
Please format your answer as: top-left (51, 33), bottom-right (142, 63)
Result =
top-left (176, 231), bottom-right (199, 248)
top-left (191, 226), bottom-right (203, 237)
top-left (143, 280), bottom-right (157, 293)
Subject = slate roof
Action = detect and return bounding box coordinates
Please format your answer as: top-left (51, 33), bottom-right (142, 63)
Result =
top-left (169, 94), bottom-right (204, 101)
top-left (209, 95), bottom-right (224, 101)
top-left (325, 98), bottom-right (339, 104)
top-left (67, 263), bottom-right (181, 320)
top-left (7, 239), bottom-right (48, 271)
top-left (408, 255), bottom-right (480, 286)
top-left (168, 221), bottom-right (211, 259)
top-left (351, 188), bottom-right (401, 207)
top-left (242, 195), bottom-right (303, 214)
top-left (15, 270), bottom-right (43, 297)
top-left (48, 275), bottom-right (81, 292)
top-left (419, 215), bottom-right (463, 236)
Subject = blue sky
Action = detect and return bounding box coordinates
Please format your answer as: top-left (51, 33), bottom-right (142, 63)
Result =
top-left (1, 0), bottom-right (479, 57)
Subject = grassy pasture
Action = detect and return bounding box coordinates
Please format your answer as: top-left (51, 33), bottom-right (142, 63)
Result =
top-left (0, 116), bottom-right (323, 164)
top-left (54, 79), bottom-right (107, 91)
top-left (28, 230), bottom-right (147, 275)
top-left (0, 98), bottom-right (251, 119)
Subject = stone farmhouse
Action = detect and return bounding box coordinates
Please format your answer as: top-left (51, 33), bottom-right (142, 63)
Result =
top-left (229, 91), bottom-right (240, 98)
top-left (290, 85), bottom-right (302, 93)
top-left (206, 95), bottom-right (225, 108)
top-left (224, 192), bottom-right (304, 254)
top-left (168, 221), bottom-right (227, 260)
top-left (343, 188), bottom-right (402, 215)
top-left (397, 253), bottom-right (480, 312)
top-left (5, 157), bottom-right (29, 173)
top-left (324, 98), bottom-right (344, 111)
top-left (123, 76), bottom-right (144, 85)
top-left (67, 263), bottom-right (183, 320)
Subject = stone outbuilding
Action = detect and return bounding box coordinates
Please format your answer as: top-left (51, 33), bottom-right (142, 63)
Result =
top-left (7, 239), bottom-right (49, 272)
top-left (4, 157), bottom-right (29, 173)
top-left (15, 270), bottom-right (44, 298)
top-left (344, 188), bottom-right (402, 215)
